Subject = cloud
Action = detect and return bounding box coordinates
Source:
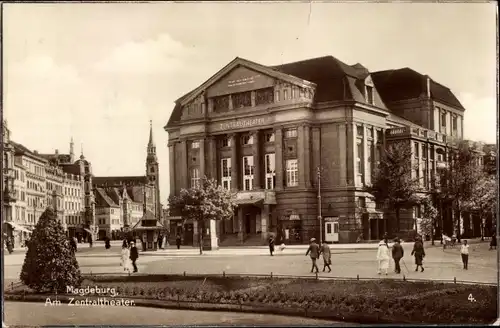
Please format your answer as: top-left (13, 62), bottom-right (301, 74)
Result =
top-left (93, 34), bottom-right (193, 75)
top-left (7, 55), bottom-right (81, 86)
top-left (459, 92), bottom-right (497, 143)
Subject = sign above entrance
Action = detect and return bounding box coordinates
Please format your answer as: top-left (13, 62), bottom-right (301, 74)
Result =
top-left (213, 116), bottom-right (271, 132)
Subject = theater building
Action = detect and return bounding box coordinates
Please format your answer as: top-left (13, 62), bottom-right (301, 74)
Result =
top-left (165, 56), bottom-right (472, 245)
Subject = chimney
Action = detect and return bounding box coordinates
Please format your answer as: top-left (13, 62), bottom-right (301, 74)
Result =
top-left (426, 76), bottom-right (431, 98)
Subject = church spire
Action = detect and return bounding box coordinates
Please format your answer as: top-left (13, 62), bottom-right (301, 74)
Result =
top-left (147, 120), bottom-right (156, 156)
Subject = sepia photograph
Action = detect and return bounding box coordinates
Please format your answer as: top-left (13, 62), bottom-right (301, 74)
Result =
top-left (1, 1), bottom-right (498, 326)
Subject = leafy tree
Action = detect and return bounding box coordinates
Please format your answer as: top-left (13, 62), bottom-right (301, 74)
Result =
top-left (365, 141), bottom-right (420, 233)
top-left (437, 141), bottom-right (484, 242)
top-left (418, 196), bottom-right (438, 244)
top-left (463, 173), bottom-right (496, 240)
top-left (168, 177), bottom-right (236, 255)
top-left (20, 207), bottom-right (81, 293)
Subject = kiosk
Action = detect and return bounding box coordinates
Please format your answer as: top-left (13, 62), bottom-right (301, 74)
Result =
top-left (131, 210), bottom-right (164, 251)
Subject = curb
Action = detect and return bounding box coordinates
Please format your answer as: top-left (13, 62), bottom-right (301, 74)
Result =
top-left (3, 294), bottom-right (396, 325)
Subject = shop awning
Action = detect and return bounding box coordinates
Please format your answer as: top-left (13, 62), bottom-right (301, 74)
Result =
top-left (6, 222), bottom-right (32, 233)
top-left (235, 198), bottom-right (264, 206)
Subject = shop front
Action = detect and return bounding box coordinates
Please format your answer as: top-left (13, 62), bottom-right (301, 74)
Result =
top-left (4, 221), bottom-right (32, 248)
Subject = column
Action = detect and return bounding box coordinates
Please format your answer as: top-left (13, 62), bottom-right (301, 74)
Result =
top-left (231, 133), bottom-right (239, 190)
top-left (180, 140), bottom-right (189, 189)
top-left (169, 144), bottom-right (176, 194)
top-left (311, 126), bottom-right (321, 186)
top-left (303, 125), bottom-right (311, 188)
top-left (362, 125), bottom-right (368, 185)
top-left (345, 123), bottom-right (355, 185)
top-left (275, 127), bottom-right (284, 190)
top-left (261, 204), bottom-right (269, 240)
top-left (200, 137), bottom-right (206, 179)
top-left (251, 91), bottom-right (256, 107)
top-left (252, 130), bottom-right (261, 189)
top-left (207, 136), bottom-right (217, 180)
top-left (237, 207), bottom-right (244, 243)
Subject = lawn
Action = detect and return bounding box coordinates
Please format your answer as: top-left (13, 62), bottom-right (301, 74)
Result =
top-left (6, 274), bottom-right (497, 324)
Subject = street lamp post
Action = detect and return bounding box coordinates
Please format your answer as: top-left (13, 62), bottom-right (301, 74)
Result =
top-left (317, 167), bottom-right (323, 245)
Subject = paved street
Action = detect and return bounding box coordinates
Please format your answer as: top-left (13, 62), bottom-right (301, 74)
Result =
top-left (4, 241), bottom-right (496, 284)
top-left (4, 302), bottom-right (344, 326)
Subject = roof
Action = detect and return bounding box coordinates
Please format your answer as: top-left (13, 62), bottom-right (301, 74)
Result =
top-left (131, 210), bottom-right (163, 230)
top-left (95, 188), bottom-right (119, 208)
top-left (38, 153), bottom-right (72, 164)
top-left (166, 55), bottom-right (382, 129)
top-left (371, 68), bottom-right (465, 110)
top-left (93, 176), bottom-right (148, 187)
top-left (10, 141), bottom-right (48, 163)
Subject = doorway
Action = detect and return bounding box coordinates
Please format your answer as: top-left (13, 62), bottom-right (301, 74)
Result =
top-left (324, 221), bottom-right (339, 243)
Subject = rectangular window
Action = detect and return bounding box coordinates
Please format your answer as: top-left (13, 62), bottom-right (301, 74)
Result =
top-left (365, 86), bottom-right (374, 105)
top-left (255, 87), bottom-right (274, 106)
top-left (265, 132), bottom-right (275, 143)
top-left (213, 95), bottom-right (230, 112)
top-left (265, 153), bottom-right (276, 190)
top-left (423, 162), bottom-right (429, 189)
top-left (356, 125), bottom-right (364, 137)
top-left (191, 141), bottom-right (200, 149)
top-left (221, 158), bottom-right (231, 190)
top-left (452, 115), bottom-right (458, 134)
top-left (440, 111), bottom-right (447, 132)
top-left (285, 128), bottom-right (297, 138)
top-left (232, 91), bottom-right (252, 108)
top-left (367, 127), bottom-right (374, 139)
top-left (414, 142), bottom-right (420, 158)
top-left (286, 159), bottom-right (298, 187)
top-left (430, 146), bottom-right (435, 160)
top-left (356, 140), bottom-right (363, 176)
top-left (367, 140), bottom-right (374, 179)
top-left (242, 135), bottom-right (254, 145)
top-left (414, 168), bottom-right (420, 182)
top-left (242, 156), bottom-right (254, 191)
top-left (190, 168), bottom-right (200, 188)
top-left (275, 90), bottom-right (281, 102)
top-left (357, 197), bottom-right (366, 208)
top-left (422, 144), bottom-right (428, 159)
top-left (283, 89), bottom-right (288, 100)
top-left (221, 137), bottom-right (231, 148)
top-left (291, 87), bottom-right (296, 99)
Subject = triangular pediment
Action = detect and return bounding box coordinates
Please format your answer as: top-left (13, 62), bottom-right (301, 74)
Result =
top-left (180, 57), bottom-right (316, 106)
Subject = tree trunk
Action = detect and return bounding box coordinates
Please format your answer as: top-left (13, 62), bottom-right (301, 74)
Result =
top-left (455, 201), bottom-right (461, 243)
top-left (198, 219), bottom-right (204, 255)
top-left (431, 212), bottom-right (435, 246)
top-left (480, 214), bottom-right (484, 241)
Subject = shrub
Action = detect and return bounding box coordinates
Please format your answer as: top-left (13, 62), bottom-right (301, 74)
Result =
top-left (20, 207), bottom-right (81, 293)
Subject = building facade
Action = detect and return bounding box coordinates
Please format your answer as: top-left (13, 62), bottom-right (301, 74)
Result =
top-left (92, 121), bottom-right (162, 239)
top-left (165, 56), bottom-right (482, 245)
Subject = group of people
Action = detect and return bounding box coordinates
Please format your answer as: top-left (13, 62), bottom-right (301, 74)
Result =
top-left (120, 239), bottom-right (139, 273)
top-left (305, 238), bottom-right (332, 273)
top-left (375, 236), bottom-right (425, 275)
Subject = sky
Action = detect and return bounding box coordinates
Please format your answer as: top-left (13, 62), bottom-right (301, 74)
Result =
top-left (3, 2), bottom-right (497, 203)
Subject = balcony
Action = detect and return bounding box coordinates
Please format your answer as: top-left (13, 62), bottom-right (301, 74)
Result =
top-left (387, 126), bottom-right (448, 144)
top-left (235, 190), bottom-right (277, 206)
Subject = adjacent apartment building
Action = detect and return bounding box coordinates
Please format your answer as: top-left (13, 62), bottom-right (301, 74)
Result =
top-left (165, 55), bottom-right (488, 245)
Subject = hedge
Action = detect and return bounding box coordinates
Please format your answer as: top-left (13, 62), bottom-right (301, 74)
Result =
top-left (6, 274), bottom-right (497, 324)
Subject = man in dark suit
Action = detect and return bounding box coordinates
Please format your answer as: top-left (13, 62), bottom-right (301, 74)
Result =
top-left (129, 241), bottom-right (139, 273)
top-left (392, 238), bottom-right (404, 274)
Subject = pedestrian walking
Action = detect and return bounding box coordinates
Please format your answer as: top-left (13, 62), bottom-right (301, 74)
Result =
top-left (176, 234), bottom-right (182, 250)
top-left (268, 235), bottom-right (275, 256)
top-left (320, 242), bottom-right (332, 272)
top-left (104, 236), bottom-right (111, 250)
top-left (120, 240), bottom-right (132, 273)
top-left (158, 234), bottom-right (163, 249)
top-left (69, 236), bottom-right (77, 253)
top-left (377, 239), bottom-right (390, 275)
top-left (460, 240), bottom-right (470, 270)
top-left (305, 238), bottom-right (320, 273)
top-left (489, 233), bottom-right (497, 250)
top-left (129, 241), bottom-right (139, 273)
top-left (391, 238), bottom-right (404, 274)
top-left (411, 236), bottom-right (426, 272)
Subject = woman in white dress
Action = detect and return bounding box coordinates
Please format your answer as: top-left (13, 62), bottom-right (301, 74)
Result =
top-left (377, 239), bottom-right (390, 275)
top-left (120, 240), bottom-right (131, 272)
